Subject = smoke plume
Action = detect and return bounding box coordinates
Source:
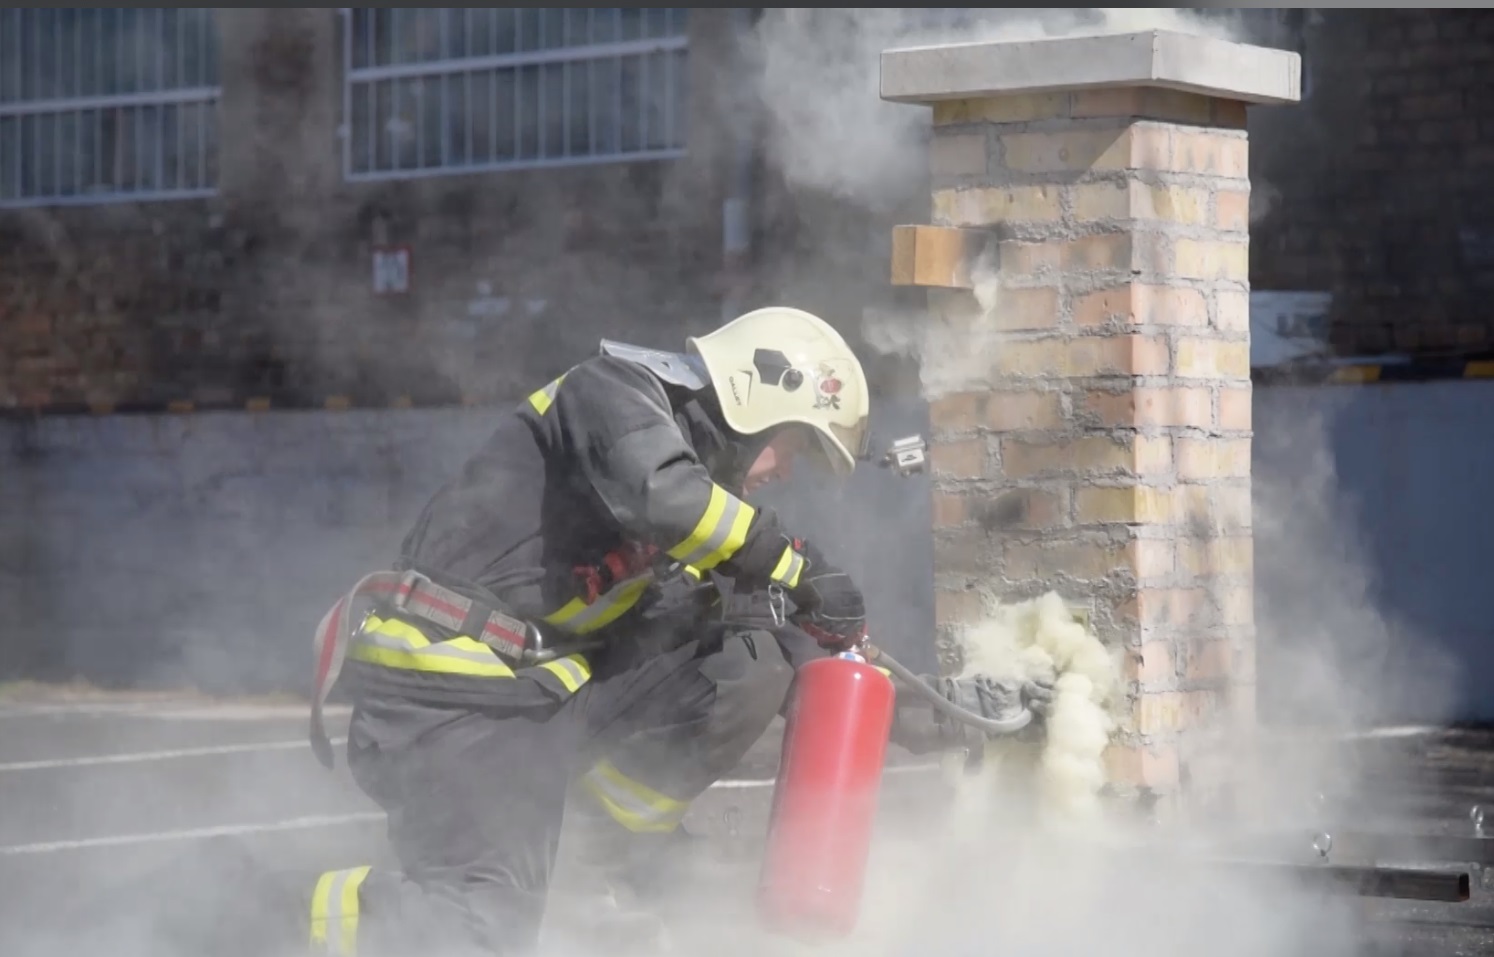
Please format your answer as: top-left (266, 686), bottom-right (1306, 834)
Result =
top-left (955, 592), bottom-right (1124, 830)
top-left (749, 8), bottom-right (1248, 206)
top-left (739, 7), bottom-right (1265, 380)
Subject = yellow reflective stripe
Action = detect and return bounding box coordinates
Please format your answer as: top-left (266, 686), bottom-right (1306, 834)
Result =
top-left (581, 759), bottom-right (690, 834)
top-left (682, 564), bottom-right (702, 580)
top-left (350, 616), bottom-right (515, 678)
top-left (666, 485), bottom-right (756, 571)
top-left (541, 573), bottom-right (654, 634)
top-left (309, 865), bottom-right (371, 956)
top-left (310, 872), bottom-right (334, 948)
top-left (667, 485), bottom-right (728, 563)
top-left (539, 653), bottom-right (591, 693)
top-left (526, 373), bottom-right (567, 416)
top-left (769, 545), bottom-right (806, 589)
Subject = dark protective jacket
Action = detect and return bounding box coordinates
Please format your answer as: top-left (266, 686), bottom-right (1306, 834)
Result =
top-left (339, 347), bottom-right (816, 711)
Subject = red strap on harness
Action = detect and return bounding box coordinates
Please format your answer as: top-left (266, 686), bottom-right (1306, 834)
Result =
top-left (309, 570), bottom-right (533, 770)
top-left (573, 566), bottom-right (604, 605)
top-left (572, 542), bottom-right (660, 607)
top-left (310, 572), bottom-right (396, 770)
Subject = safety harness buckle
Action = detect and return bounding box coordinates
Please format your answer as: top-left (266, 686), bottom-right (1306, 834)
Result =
top-left (391, 569), bottom-right (423, 612)
top-left (521, 622), bottom-right (603, 666)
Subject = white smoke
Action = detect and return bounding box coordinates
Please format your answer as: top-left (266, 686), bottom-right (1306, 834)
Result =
top-left (748, 8), bottom-right (1247, 207)
top-left (748, 7), bottom-right (1255, 390)
top-left (954, 592), bottom-right (1124, 830)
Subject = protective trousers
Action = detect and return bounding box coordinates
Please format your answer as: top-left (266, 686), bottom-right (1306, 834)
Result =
top-left (561, 627), bottom-right (797, 904)
top-left (313, 621), bottom-right (798, 957)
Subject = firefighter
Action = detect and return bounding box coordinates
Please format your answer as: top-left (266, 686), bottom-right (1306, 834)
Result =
top-left (301, 306), bottom-right (1051, 957)
top-left (301, 306), bottom-right (875, 957)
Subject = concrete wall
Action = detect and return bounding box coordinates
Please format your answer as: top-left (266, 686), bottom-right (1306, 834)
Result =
top-left (1252, 379), bottom-right (1494, 727)
top-left (0, 396), bottom-right (938, 694)
top-left (3, 379), bottom-right (1491, 727)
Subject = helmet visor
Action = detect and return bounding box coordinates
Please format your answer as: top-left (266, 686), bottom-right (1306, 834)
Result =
top-left (806, 417), bottom-right (870, 477)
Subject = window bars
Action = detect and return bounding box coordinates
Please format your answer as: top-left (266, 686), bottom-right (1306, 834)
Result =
top-left (0, 8), bottom-right (220, 208)
top-left (342, 8), bottom-right (690, 181)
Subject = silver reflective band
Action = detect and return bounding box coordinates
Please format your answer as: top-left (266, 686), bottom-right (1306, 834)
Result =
top-left (671, 494), bottom-right (748, 568)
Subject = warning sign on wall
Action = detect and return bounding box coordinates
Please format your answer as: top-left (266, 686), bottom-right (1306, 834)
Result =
top-left (372, 245), bottom-right (412, 296)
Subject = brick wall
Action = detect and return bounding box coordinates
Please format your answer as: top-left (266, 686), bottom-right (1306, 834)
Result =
top-left (880, 29), bottom-right (1299, 806)
top-left (0, 9), bottom-right (752, 412)
top-left (7, 9), bottom-right (1494, 412)
top-left (1250, 9), bottom-right (1494, 357)
top-left (927, 95), bottom-right (1257, 799)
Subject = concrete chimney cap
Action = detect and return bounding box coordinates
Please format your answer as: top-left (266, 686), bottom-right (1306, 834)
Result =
top-left (880, 28), bottom-right (1302, 107)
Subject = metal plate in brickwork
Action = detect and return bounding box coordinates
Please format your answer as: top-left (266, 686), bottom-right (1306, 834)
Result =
top-left (372, 245), bottom-right (412, 296)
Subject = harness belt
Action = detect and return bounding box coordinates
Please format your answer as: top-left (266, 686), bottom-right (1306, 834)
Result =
top-left (309, 568), bottom-right (534, 769)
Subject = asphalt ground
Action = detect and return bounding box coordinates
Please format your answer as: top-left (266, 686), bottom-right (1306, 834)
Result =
top-left (3, 691), bottom-right (1494, 957)
top-left (0, 690), bottom-right (915, 957)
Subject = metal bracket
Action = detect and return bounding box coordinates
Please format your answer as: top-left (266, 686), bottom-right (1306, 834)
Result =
top-left (878, 434), bottom-right (928, 477)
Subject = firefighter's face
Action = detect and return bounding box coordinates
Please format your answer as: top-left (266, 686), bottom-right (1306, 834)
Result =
top-left (742, 427), bottom-right (813, 495)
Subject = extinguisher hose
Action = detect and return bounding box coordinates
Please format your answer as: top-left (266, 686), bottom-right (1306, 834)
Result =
top-left (863, 644), bottom-right (1034, 736)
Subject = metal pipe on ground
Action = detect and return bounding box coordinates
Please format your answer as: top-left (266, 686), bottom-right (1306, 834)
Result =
top-left (1201, 861), bottom-right (1472, 903)
top-left (924, 833), bottom-right (1476, 904)
top-left (1212, 830), bottom-right (1494, 869)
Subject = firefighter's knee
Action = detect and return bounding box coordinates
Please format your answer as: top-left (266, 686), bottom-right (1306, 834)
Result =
top-left (702, 628), bottom-right (794, 735)
top-left (579, 757), bottom-right (693, 834)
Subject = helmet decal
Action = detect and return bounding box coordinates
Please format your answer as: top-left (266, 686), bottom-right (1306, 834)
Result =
top-left (726, 371), bottom-right (750, 407)
top-left (814, 363), bottom-right (843, 410)
top-left (752, 348), bottom-right (794, 387)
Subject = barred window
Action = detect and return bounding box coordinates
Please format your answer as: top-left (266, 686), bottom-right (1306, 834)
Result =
top-left (0, 9), bottom-right (220, 208)
top-left (342, 8), bottom-right (690, 181)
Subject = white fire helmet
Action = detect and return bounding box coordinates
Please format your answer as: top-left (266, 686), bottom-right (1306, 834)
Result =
top-left (687, 306), bottom-right (871, 477)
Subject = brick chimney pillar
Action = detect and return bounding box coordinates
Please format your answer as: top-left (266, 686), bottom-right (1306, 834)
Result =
top-left (881, 32), bottom-right (1301, 808)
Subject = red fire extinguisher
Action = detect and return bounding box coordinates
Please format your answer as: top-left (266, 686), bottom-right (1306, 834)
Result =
top-left (756, 649), bottom-right (897, 941)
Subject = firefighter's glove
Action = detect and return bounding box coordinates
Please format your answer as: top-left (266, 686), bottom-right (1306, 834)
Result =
top-left (938, 674), bottom-right (1057, 737)
top-left (939, 676), bottom-right (1017, 731)
top-left (892, 674), bottom-right (1057, 755)
top-left (786, 540), bottom-right (866, 652)
top-left (1022, 676), bottom-right (1058, 718)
